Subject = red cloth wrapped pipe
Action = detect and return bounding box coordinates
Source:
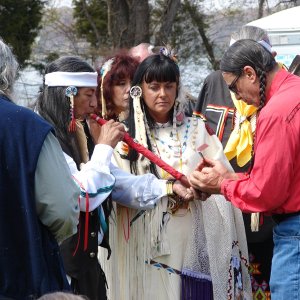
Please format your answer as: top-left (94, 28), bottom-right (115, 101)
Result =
top-left (90, 114), bottom-right (190, 187)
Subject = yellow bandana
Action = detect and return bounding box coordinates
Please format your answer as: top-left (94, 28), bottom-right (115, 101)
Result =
top-left (224, 93), bottom-right (257, 167)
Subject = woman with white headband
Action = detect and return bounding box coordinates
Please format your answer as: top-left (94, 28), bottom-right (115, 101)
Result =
top-left (35, 56), bottom-right (192, 300)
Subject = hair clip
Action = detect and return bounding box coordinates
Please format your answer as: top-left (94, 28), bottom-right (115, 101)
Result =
top-left (160, 46), bottom-right (178, 63)
top-left (65, 86), bottom-right (78, 132)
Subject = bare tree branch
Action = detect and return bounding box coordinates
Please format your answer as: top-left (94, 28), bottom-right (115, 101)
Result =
top-left (154, 0), bottom-right (181, 45)
top-left (183, 0), bottom-right (219, 70)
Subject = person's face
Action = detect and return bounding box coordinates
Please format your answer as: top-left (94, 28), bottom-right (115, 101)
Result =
top-left (74, 87), bottom-right (97, 119)
top-left (222, 66), bottom-right (261, 106)
top-left (141, 80), bottom-right (177, 123)
top-left (112, 77), bottom-right (131, 114)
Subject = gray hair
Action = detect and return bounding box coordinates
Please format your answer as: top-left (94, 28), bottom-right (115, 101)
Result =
top-left (0, 38), bottom-right (19, 96)
top-left (231, 25), bottom-right (271, 46)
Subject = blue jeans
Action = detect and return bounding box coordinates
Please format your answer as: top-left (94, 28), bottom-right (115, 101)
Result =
top-left (270, 214), bottom-right (300, 300)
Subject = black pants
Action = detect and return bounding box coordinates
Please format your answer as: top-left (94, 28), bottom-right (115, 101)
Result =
top-left (71, 262), bottom-right (107, 300)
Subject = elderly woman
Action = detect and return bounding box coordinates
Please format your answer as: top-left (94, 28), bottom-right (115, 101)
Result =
top-left (35, 56), bottom-right (191, 300)
top-left (102, 50), bottom-right (251, 300)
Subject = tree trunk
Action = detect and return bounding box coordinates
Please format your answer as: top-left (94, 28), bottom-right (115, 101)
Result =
top-left (154, 0), bottom-right (181, 45)
top-left (258, 0), bottom-right (265, 18)
top-left (183, 0), bottom-right (219, 70)
top-left (109, 0), bottom-right (149, 48)
top-left (133, 0), bottom-right (150, 44)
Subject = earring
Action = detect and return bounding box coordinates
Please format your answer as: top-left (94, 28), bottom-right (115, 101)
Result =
top-left (65, 86), bottom-right (78, 132)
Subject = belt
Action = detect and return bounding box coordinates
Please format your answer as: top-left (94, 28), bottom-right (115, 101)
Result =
top-left (272, 211), bottom-right (300, 224)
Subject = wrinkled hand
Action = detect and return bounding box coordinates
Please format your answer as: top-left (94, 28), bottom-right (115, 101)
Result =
top-left (173, 180), bottom-right (194, 202)
top-left (196, 157), bottom-right (229, 177)
top-left (93, 119), bottom-right (125, 148)
top-left (188, 166), bottom-right (224, 194)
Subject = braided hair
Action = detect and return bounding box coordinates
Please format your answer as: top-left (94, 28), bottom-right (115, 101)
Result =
top-left (220, 39), bottom-right (276, 109)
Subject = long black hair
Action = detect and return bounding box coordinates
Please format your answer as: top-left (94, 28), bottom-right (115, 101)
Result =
top-left (220, 39), bottom-right (276, 109)
top-left (35, 56), bottom-right (95, 167)
top-left (126, 54), bottom-right (180, 176)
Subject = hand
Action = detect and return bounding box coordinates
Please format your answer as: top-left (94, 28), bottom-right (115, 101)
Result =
top-left (188, 167), bottom-right (224, 194)
top-left (196, 158), bottom-right (229, 177)
top-left (96, 119), bottom-right (125, 148)
top-left (173, 180), bottom-right (194, 202)
top-left (190, 187), bottom-right (210, 201)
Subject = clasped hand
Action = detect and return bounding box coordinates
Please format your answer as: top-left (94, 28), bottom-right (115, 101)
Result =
top-left (188, 158), bottom-right (229, 196)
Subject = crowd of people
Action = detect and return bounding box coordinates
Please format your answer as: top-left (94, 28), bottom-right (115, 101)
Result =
top-left (0, 23), bottom-right (299, 300)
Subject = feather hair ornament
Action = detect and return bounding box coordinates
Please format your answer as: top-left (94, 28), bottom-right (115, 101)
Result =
top-left (100, 58), bottom-right (114, 119)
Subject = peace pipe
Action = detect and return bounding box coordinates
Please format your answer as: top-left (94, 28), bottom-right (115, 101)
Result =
top-left (90, 114), bottom-right (190, 187)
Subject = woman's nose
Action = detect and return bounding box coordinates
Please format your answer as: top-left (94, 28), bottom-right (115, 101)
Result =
top-left (125, 83), bottom-right (131, 93)
top-left (159, 87), bottom-right (166, 97)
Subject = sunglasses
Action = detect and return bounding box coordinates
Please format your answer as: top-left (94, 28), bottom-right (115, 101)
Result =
top-left (228, 73), bottom-right (241, 94)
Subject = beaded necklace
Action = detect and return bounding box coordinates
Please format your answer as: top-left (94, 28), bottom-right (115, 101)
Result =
top-left (149, 117), bottom-right (199, 177)
top-left (152, 118), bottom-right (191, 154)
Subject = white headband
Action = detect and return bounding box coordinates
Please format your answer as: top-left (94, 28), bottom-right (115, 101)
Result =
top-left (45, 71), bottom-right (98, 87)
top-left (229, 38), bottom-right (272, 53)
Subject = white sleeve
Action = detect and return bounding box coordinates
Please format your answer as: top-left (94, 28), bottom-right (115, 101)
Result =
top-left (65, 144), bottom-right (116, 212)
top-left (35, 132), bottom-right (80, 244)
top-left (110, 160), bottom-right (167, 209)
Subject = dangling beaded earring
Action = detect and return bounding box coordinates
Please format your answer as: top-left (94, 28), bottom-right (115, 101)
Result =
top-left (130, 85), bottom-right (148, 148)
top-left (65, 86), bottom-right (78, 132)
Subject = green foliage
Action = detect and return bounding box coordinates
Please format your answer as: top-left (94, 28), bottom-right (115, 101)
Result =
top-left (0, 0), bottom-right (46, 68)
top-left (73, 0), bottom-right (108, 47)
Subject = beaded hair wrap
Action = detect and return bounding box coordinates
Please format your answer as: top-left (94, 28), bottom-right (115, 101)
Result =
top-left (65, 86), bottom-right (78, 132)
top-left (130, 85), bottom-right (148, 149)
top-left (100, 58), bottom-right (114, 119)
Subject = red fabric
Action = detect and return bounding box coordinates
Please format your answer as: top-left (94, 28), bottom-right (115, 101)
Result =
top-left (221, 70), bottom-right (300, 214)
top-left (90, 114), bottom-right (189, 187)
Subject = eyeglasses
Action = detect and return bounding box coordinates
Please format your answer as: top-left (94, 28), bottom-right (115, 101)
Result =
top-left (228, 73), bottom-right (241, 94)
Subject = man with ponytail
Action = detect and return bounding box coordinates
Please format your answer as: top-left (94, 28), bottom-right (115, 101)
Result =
top-left (189, 39), bottom-right (300, 299)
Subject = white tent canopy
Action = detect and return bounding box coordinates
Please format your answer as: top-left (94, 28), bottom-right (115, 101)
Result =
top-left (247, 6), bottom-right (300, 32)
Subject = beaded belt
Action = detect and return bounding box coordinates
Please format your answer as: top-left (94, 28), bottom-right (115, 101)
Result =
top-left (272, 211), bottom-right (300, 224)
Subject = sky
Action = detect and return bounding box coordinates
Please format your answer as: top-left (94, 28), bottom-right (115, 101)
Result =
top-left (50, 0), bottom-right (73, 7)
